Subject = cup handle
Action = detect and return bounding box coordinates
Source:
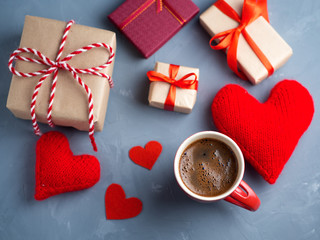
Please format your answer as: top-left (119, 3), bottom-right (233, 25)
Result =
top-left (224, 180), bottom-right (260, 211)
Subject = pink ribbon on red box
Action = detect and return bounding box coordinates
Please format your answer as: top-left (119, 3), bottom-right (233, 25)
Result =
top-left (119, 0), bottom-right (186, 30)
top-left (8, 20), bottom-right (115, 152)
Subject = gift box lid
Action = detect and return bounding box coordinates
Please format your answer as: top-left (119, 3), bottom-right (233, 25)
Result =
top-left (109, 0), bottom-right (199, 58)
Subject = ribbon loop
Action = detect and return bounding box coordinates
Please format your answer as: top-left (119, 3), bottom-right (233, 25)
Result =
top-left (209, 0), bottom-right (274, 81)
top-left (147, 64), bottom-right (198, 111)
top-left (8, 20), bottom-right (115, 151)
top-left (214, 0), bottom-right (241, 22)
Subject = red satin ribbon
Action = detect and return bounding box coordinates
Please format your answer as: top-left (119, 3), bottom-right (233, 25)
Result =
top-left (210, 0), bottom-right (274, 80)
top-left (147, 64), bottom-right (198, 111)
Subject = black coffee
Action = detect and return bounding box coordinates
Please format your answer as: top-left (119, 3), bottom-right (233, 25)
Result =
top-left (179, 138), bottom-right (238, 197)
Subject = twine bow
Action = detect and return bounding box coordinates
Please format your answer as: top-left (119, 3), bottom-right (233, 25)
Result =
top-left (8, 20), bottom-right (115, 151)
top-left (210, 0), bottom-right (273, 80)
top-left (147, 64), bottom-right (198, 111)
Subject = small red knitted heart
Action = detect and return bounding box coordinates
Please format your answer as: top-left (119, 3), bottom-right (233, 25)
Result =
top-left (211, 80), bottom-right (314, 184)
top-left (35, 131), bottom-right (100, 200)
top-left (129, 141), bottom-right (162, 170)
top-left (105, 183), bottom-right (143, 220)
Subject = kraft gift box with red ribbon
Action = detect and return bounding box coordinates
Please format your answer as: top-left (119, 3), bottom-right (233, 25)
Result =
top-left (6, 16), bottom-right (116, 151)
top-left (108, 0), bottom-right (199, 58)
top-left (147, 62), bottom-right (199, 113)
top-left (200, 0), bottom-right (293, 84)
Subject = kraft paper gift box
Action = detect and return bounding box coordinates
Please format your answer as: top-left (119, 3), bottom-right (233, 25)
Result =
top-left (147, 62), bottom-right (199, 113)
top-left (108, 0), bottom-right (199, 58)
top-left (7, 16), bottom-right (116, 132)
top-left (199, 0), bottom-right (293, 84)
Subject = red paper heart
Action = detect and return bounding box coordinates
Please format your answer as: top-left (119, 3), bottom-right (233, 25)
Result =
top-left (211, 80), bottom-right (314, 184)
top-left (105, 183), bottom-right (143, 220)
top-left (129, 141), bottom-right (162, 170)
top-left (35, 131), bottom-right (100, 200)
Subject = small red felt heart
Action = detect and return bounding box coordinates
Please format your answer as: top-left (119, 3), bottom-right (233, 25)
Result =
top-left (105, 183), bottom-right (143, 220)
top-left (129, 141), bottom-right (162, 170)
top-left (211, 80), bottom-right (314, 184)
top-left (35, 131), bottom-right (100, 200)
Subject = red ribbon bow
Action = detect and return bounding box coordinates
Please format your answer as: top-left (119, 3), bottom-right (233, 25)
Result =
top-left (210, 0), bottom-right (273, 80)
top-left (147, 64), bottom-right (198, 111)
top-left (8, 20), bottom-right (115, 151)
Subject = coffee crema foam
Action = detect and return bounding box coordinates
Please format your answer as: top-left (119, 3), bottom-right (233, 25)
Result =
top-left (179, 138), bottom-right (238, 197)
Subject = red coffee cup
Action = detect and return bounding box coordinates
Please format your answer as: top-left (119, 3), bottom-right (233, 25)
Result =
top-left (174, 131), bottom-right (260, 211)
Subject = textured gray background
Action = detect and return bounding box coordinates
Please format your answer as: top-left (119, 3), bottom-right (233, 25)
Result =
top-left (0, 0), bottom-right (319, 239)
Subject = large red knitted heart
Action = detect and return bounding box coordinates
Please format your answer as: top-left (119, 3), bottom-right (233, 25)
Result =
top-left (129, 141), bottom-right (162, 170)
top-left (105, 183), bottom-right (143, 220)
top-left (211, 80), bottom-right (314, 184)
top-left (35, 131), bottom-right (100, 200)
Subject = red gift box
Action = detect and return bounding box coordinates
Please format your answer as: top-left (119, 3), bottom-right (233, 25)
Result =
top-left (108, 0), bottom-right (199, 58)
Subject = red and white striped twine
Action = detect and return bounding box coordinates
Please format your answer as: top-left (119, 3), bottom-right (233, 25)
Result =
top-left (8, 20), bottom-right (115, 152)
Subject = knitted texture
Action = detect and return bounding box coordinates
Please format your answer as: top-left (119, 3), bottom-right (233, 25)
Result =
top-left (105, 183), bottom-right (143, 220)
top-left (211, 80), bottom-right (314, 184)
top-left (129, 141), bottom-right (162, 170)
top-left (35, 131), bottom-right (100, 200)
